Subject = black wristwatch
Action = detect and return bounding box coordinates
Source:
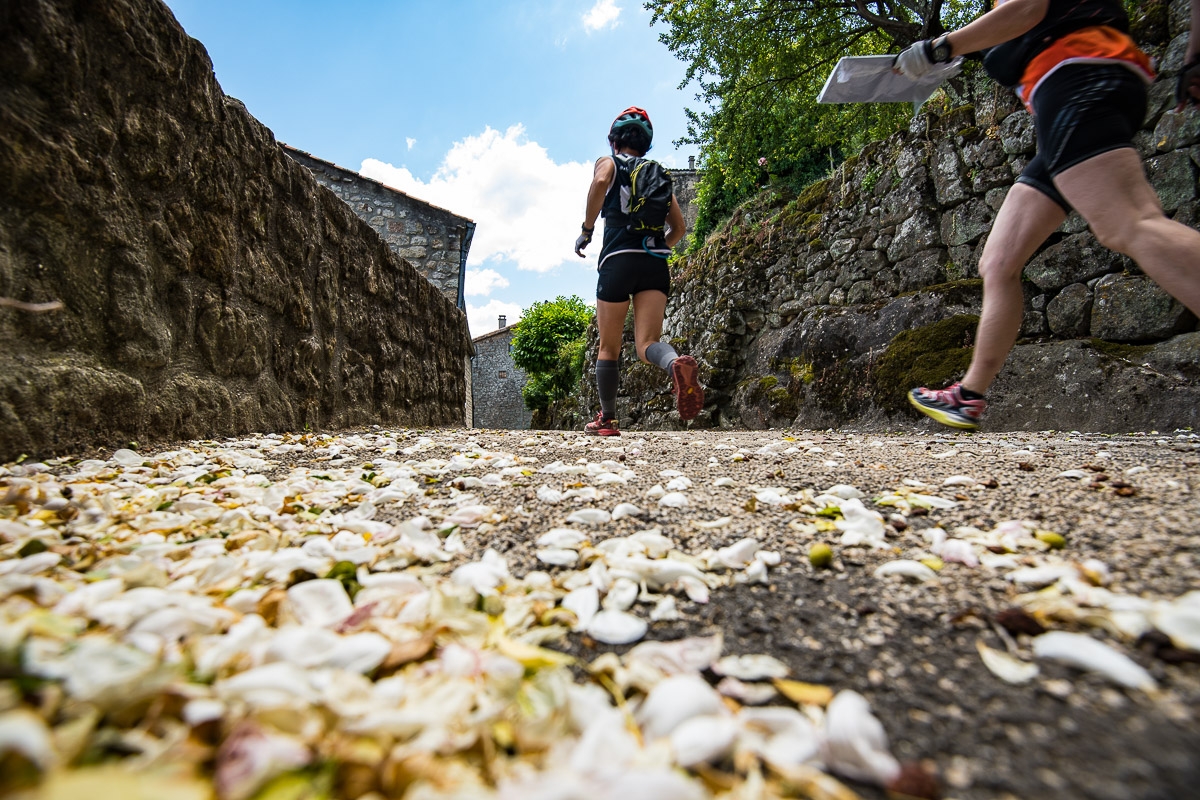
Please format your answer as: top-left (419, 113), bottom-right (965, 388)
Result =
top-left (927, 34), bottom-right (953, 63)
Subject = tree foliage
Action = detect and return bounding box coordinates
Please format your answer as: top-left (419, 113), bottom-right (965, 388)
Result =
top-left (510, 296), bottom-right (594, 412)
top-left (648, 0), bottom-right (986, 243)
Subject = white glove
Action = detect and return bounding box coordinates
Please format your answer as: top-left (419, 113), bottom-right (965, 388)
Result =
top-left (895, 37), bottom-right (950, 79)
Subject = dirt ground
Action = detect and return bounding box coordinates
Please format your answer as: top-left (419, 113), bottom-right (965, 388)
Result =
top-left (449, 426), bottom-right (1200, 800)
top-left (4, 425), bottom-right (1198, 799)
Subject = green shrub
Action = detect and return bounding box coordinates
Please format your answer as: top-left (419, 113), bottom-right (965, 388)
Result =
top-left (512, 296), bottom-right (594, 412)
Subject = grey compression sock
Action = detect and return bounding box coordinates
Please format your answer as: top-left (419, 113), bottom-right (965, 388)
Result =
top-left (644, 341), bottom-right (678, 372)
top-left (596, 359), bottom-right (619, 419)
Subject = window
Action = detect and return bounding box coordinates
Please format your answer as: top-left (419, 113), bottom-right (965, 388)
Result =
top-left (498, 370), bottom-right (507, 379)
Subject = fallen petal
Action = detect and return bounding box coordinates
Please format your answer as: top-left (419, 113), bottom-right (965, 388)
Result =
top-left (1032, 631), bottom-right (1157, 691)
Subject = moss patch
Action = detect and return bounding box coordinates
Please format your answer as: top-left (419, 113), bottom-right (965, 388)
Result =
top-left (872, 315), bottom-right (979, 410)
top-left (898, 278), bottom-right (983, 304)
top-left (1087, 339), bottom-right (1155, 361)
top-left (794, 179), bottom-right (832, 215)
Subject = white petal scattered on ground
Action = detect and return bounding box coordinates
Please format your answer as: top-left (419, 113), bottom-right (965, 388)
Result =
top-left (536, 528), bottom-right (587, 549)
top-left (713, 653), bottom-right (790, 680)
top-left (740, 706), bottom-right (822, 768)
top-left (976, 640), bottom-right (1039, 684)
top-left (942, 475), bottom-right (976, 486)
top-left (536, 485), bottom-right (563, 504)
top-left (1149, 592), bottom-right (1200, 651)
top-left (693, 516), bottom-right (733, 530)
top-left (602, 578), bottom-right (639, 611)
top-left (567, 508), bottom-right (612, 525)
top-left (670, 714), bottom-right (740, 767)
top-left (536, 548), bottom-right (580, 566)
top-left (1006, 564), bottom-right (1076, 589)
top-left (659, 492), bottom-right (690, 508)
top-left (824, 484), bottom-right (864, 499)
top-left (1031, 631), bottom-right (1158, 691)
top-left (562, 586), bottom-right (600, 630)
top-left (908, 493), bottom-right (959, 510)
top-left (716, 675), bottom-right (778, 704)
top-left (0, 708), bottom-right (57, 769)
top-left (1057, 469), bottom-right (1090, 479)
top-left (611, 502), bottom-right (643, 520)
top-left (716, 537), bottom-right (761, 568)
top-left (821, 690), bottom-right (901, 787)
top-left (873, 560), bottom-right (938, 583)
top-left (935, 538), bottom-right (980, 567)
top-left (650, 595), bottom-right (679, 621)
top-left (587, 609), bottom-right (648, 645)
top-left (712, 477), bottom-right (736, 487)
top-left (636, 674), bottom-right (727, 741)
top-left (836, 499), bottom-right (888, 548)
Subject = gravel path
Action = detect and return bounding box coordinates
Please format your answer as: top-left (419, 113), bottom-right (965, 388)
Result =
top-left (2, 426), bottom-right (1198, 799)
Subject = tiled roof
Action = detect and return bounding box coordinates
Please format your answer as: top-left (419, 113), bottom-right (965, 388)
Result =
top-left (471, 324), bottom-right (517, 344)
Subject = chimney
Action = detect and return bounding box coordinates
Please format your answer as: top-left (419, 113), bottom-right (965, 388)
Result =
top-left (688, 156), bottom-right (695, 169)
top-left (498, 314), bottom-right (507, 328)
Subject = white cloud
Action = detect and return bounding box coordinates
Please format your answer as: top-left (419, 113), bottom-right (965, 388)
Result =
top-left (465, 268), bottom-right (509, 296)
top-left (583, 0), bottom-right (621, 31)
top-left (406, 137), bottom-right (417, 150)
top-left (467, 299), bottom-right (524, 339)
top-left (361, 125), bottom-right (597, 274)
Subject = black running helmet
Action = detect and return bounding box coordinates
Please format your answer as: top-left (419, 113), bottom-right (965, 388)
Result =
top-left (609, 106), bottom-right (653, 143)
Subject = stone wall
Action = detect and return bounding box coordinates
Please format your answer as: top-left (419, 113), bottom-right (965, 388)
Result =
top-left (471, 325), bottom-right (532, 430)
top-left (284, 146), bottom-right (475, 308)
top-left (0, 0), bottom-right (473, 460)
top-left (563, 2), bottom-right (1200, 433)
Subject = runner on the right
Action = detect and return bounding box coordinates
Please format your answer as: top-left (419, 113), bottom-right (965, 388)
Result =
top-left (895, 0), bottom-right (1200, 430)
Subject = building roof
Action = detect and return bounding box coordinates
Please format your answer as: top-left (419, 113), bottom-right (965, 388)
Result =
top-left (471, 323), bottom-right (518, 344)
top-left (281, 143), bottom-right (474, 225)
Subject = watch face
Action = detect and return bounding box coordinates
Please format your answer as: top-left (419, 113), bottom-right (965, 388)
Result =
top-left (934, 40), bottom-right (951, 61)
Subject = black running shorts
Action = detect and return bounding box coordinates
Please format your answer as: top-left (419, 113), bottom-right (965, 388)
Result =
top-left (596, 252), bottom-right (671, 302)
top-left (1017, 63), bottom-right (1148, 212)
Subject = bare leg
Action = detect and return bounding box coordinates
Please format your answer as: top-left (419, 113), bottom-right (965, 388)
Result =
top-left (961, 184), bottom-right (1067, 394)
top-left (1054, 148), bottom-right (1200, 315)
top-left (596, 298), bottom-right (631, 361)
top-left (631, 290), bottom-right (668, 363)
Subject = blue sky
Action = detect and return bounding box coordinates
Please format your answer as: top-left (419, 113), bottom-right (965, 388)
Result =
top-left (162, 0), bottom-right (701, 336)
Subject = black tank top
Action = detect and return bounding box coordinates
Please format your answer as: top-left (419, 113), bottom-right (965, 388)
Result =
top-left (982, 0), bottom-right (1129, 87)
top-left (597, 155), bottom-right (670, 265)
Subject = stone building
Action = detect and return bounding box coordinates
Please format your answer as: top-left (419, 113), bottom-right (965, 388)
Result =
top-left (471, 315), bottom-right (532, 430)
top-left (283, 145), bottom-right (475, 309)
top-left (669, 157), bottom-right (701, 252)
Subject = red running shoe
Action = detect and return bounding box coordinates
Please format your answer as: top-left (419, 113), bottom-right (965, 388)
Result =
top-left (584, 411), bottom-right (620, 436)
top-left (908, 382), bottom-right (986, 430)
top-left (670, 355), bottom-right (704, 421)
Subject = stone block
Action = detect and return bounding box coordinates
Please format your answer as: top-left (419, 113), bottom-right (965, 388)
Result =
top-left (1153, 106), bottom-right (1200, 153)
top-left (1046, 283), bottom-right (1093, 336)
top-left (984, 186), bottom-right (1010, 211)
top-left (1146, 149), bottom-right (1197, 212)
top-left (932, 140), bottom-right (967, 205)
top-left (887, 211), bottom-right (939, 262)
top-left (1024, 232), bottom-right (1123, 292)
top-left (1091, 274), bottom-right (1196, 341)
top-left (1021, 310), bottom-right (1047, 337)
top-left (999, 111), bottom-right (1034, 154)
top-left (893, 249), bottom-right (948, 293)
top-left (971, 166), bottom-right (1011, 194)
top-left (829, 238), bottom-right (856, 257)
top-left (940, 199), bottom-right (993, 247)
